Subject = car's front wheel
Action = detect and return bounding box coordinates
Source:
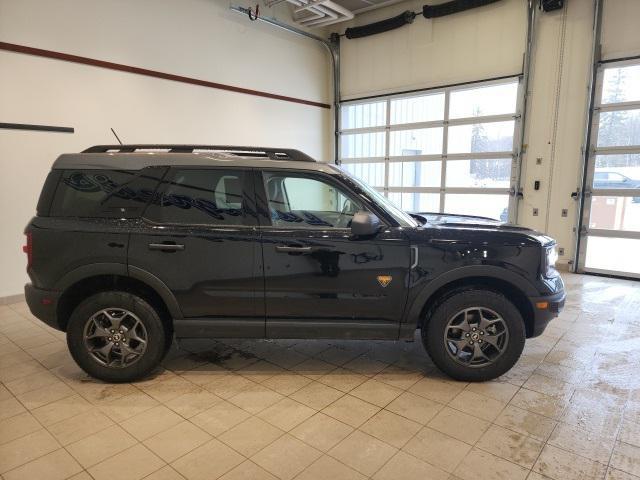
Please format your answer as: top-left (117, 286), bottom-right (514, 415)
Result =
top-left (67, 291), bottom-right (168, 382)
top-left (422, 289), bottom-right (525, 382)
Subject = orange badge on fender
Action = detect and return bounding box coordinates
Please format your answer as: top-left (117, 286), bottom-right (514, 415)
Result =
top-left (377, 275), bottom-right (392, 287)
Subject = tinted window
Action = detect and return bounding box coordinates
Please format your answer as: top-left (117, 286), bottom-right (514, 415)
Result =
top-left (50, 168), bottom-right (165, 218)
top-left (145, 169), bottom-right (250, 225)
top-left (264, 172), bottom-right (363, 228)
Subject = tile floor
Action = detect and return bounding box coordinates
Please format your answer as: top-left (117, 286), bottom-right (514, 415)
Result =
top-left (0, 273), bottom-right (639, 480)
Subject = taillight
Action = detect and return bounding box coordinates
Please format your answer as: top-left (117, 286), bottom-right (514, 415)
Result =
top-left (23, 232), bottom-right (33, 269)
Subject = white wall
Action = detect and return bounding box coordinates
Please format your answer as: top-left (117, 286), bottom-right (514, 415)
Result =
top-left (518, 0), bottom-right (594, 263)
top-left (337, 0), bottom-right (640, 268)
top-left (0, 0), bottom-right (332, 297)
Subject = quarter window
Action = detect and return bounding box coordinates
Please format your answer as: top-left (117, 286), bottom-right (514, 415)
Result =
top-left (50, 168), bottom-right (165, 218)
top-left (264, 172), bottom-right (363, 229)
top-left (145, 169), bottom-right (250, 225)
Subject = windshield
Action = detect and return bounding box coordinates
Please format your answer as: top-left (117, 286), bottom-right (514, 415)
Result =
top-left (335, 167), bottom-right (418, 227)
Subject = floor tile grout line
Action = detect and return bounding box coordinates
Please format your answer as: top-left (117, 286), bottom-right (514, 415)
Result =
top-left (2, 274), bottom-right (636, 480)
top-left (125, 343), bottom-right (356, 478)
top-left (516, 317), bottom-right (617, 479)
top-left (1, 341), bottom-right (193, 477)
top-left (158, 344), bottom-right (452, 480)
top-left (462, 394), bottom-right (535, 477)
top-left (2, 335), bottom-right (537, 480)
top-left (0, 371), bottom-right (89, 479)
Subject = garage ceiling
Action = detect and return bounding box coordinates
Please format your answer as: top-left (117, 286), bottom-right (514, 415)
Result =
top-left (331, 0), bottom-right (409, 15)
top-left (266, 0), bottom-right (411, 27)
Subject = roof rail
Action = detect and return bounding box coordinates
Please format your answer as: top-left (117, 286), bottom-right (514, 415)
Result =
top-left (81, 145), bottom-right (316, 162)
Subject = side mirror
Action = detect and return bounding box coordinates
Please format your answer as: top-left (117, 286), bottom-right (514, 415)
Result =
top-left (351, 211), bottom-right (381, 237)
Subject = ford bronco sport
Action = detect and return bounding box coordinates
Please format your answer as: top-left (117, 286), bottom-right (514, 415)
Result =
top-left (24, 145), bottom-right (565, 382)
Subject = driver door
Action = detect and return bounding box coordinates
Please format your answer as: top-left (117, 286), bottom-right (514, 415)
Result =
top-left (257, 170), bottom-right (410, 339)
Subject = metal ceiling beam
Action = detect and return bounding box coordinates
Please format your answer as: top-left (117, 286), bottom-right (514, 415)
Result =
top-left (350, 0), bottom-right (412, 15)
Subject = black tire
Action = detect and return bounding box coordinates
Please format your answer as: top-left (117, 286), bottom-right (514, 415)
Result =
top-left (67, 291), bottom-right (168, 382)
top-left (422, 288), bottom-right (525, 382)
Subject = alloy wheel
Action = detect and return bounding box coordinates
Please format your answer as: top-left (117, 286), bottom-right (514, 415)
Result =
top-left (83, 308), bottom-right (148, 368)
top-left (443, 307), bottom-right (509, 368)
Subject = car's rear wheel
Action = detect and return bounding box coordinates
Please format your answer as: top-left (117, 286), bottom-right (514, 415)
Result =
top-left (422, 289), bottom-right (525, 382)
top-left (67, 291), bottom-right (168, 382)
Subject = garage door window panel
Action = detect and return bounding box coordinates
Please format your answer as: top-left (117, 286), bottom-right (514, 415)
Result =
top-left (390, 93), bottom-right (445, 124)
top-left (341, 131), bottom-right (386, 159)
top-left (342, 162), bottom-right (385, 188)
top-left (389, 161), bottom-right (441, 188)
top-left (340, 78), bottom-right (520, 219)
top-left (445, 158), bottom-right (512, 188)
top-left (447, 121), bottom-right (515, 155)
top-left (444, 194), bottom-right (510, 220)
top-left (584, 236), bottom-right (640, 275)
top-left (449, 82), bottom-right (518, 119)
top-left (596, 110), bottom-right (640, 148)
top-left (601, 64), bottom-right (640, 104)
top-left (588, 196), bottom-right (640, 232)
top-left (387, 192), bottom-right (440, 213)
top-left (341, 101), bottom-right (387, 129)
top-left (389, 128), bottom-right (444, 156)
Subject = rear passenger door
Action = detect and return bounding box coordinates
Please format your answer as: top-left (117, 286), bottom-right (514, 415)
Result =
top-left (128, 167), bottom-right (263, 337)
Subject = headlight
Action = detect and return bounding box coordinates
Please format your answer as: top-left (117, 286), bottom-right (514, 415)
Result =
top-left (544, 245), bottom-right (558, 277)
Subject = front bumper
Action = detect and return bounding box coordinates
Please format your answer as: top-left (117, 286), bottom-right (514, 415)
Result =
top-left (527, 289), bottom-right (566, 338)
top-left (24, 283), bottom-right (62, 331)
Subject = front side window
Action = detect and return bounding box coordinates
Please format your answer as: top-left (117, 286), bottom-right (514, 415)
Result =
top-left (264, 172), bottom-right (363, 229)
top-left (145, 169), bottom-right (249, 225)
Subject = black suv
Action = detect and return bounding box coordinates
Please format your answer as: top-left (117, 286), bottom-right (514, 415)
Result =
top-left (24, 145), bottom-right (565, 383)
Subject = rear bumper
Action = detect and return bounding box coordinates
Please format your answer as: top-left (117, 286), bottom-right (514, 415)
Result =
top-left (24, 283), bottom-right (63, 331)
top-left (527, 289), bottom-right (566, 338)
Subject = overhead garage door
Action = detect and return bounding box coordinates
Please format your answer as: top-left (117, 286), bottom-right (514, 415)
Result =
top-left (339, 78), bottom-right (521, 221)
top-left (579, 60), bottom-right (640, 278)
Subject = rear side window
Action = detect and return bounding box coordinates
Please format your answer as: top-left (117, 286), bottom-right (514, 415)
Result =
top-left (144, 169), bottom-right (252, 225)
top-left (50, 168), bottom-right (166, 218)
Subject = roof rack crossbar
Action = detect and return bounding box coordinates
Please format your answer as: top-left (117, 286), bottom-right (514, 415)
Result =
top-left (82, 145), bottom-right (315, 162)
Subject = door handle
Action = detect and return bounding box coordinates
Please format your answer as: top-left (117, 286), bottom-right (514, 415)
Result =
top-left (275, 245), bottom-right (313, 253)
top-left (148, 243), bottom-right (185, 252)
top-left (429, 239), bottom-right (469, 245)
